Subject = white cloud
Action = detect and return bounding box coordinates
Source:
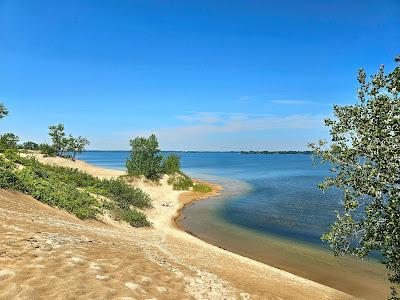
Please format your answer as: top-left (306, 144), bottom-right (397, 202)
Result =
top-left (128, 112), bottom-right (328, 150)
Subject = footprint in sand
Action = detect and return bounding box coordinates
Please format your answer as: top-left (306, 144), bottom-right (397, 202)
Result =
top-left (155, 287), bottom-right (167, 293)
top-left (140, 276), bottom-right (152, 283)
top-left (0, 270), bottom-right (15, 277)
top-left (69, 256), bottom-right (84, 264)
top-left (89, 262), bottom-right (102, 271)
top-left (125, 282), bottom-right (140, 290)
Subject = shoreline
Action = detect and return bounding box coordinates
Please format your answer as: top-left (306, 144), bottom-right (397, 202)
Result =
top-left (172, 179), bottom-right (223, 231)
top-left (3, 153), bottom-right (355, 299)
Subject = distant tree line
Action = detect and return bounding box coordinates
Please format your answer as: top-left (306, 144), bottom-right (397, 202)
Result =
top-left (240, 150), bottom-right (312, 155)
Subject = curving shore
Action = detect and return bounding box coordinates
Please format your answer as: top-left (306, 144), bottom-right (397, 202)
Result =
top-left (0, 154), bottom-right (355, 299)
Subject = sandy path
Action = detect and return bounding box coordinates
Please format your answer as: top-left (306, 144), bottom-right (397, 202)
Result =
top-left (0, 154), bottom-right (356, 299)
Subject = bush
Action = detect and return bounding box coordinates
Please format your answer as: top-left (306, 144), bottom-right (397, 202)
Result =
top-left (97, 179), bottom-right (151, 209)
top-left (162, 154), bottom-right (181, 175)
top-left (16, 167), bottom-right (99, 219)
top-left (0, 133), bottom-right (19, 152)
top-left (168, 173), bottom-right (193, 190)
top-left (22, 141), bottom-right (39, 151)
top-left (1, 155), bottom-right (152, 226)
top-left (193, 183), bottom-right (212, 193)
top-left (39, 143), bottom-right (57, 157)
top-left (114, 208), bottom-right (151, 227)
top-left (126, 134), bottom-right (163, 180)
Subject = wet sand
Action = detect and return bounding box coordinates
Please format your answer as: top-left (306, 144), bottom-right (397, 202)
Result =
top-left (178, 179), bottom-right (390, 300)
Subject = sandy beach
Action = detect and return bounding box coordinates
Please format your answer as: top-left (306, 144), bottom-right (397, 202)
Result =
top-left (0, 154), bottom-right (355, 299)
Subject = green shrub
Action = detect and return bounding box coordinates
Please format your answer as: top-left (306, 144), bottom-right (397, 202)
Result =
top-left (126, 134), bottom-right (163, 180)
top-left (22, 141), bottom-right (39, 151)
top-left (1, 154), bottom-right (151, 226)
top-left (16, 167), bottom-right (99, 219)
top-left (114, 208), bottom-right (151, 227)
top-left (97, 179), bottom-right (151, 209)
top-left (39, 143), bottom-right (57, 157)
top-left (0, 133), bottom-right (19, 152)
top-left (192, 183), bottom-right (212, 193)
top-left (162, 154), bottom-right (181, 174)
top-left (168, 173), bottom-right (193, 190)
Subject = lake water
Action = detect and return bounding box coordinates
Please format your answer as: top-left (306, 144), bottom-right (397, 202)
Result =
top-left (77, 151), bottom-right (389, 299)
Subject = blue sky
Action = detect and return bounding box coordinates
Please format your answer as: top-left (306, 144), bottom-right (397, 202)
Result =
top-left (1, 0), bottom-right (399, 150)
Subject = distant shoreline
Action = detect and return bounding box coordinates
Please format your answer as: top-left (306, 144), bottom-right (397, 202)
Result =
top-left (240, 150), bottom-right (312, 155)
top-left (79, 150), bottom-right (312, 153)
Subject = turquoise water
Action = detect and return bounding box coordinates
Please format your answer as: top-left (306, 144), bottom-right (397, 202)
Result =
top-left (78, 151), bottom-right (340, 247)
top-left (77, 151), bottom-right (388, 298)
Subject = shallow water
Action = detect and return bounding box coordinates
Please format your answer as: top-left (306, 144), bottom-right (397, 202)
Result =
top-left (78, 151), bottom-right (389, 299)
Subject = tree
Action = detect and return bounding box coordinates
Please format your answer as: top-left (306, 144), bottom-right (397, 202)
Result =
top-left (162, 154), bottom-right (181, 174)
top-left (49, 123), bottom-right (67, 156)
top-left (0, 133), bottom-right (19, 151)
top-left (0, 103), bottom-right (8, 119)
top-left (126, 134), bottom-right (163, 180)
top-left (22, 141), bottom-right (39, 151)
top-left (66, 135), bottom-right (89, 159)
top-left (39, 143), bottom-right (57, 157)
top-left (310, 57), bottom-right (400, 298)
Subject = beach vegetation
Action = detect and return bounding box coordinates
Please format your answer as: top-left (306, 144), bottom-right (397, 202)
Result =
top-left (167, 173), bottom-right (193, 190)
top-left (39, 143), bottom-right (57, 157)
top-left (0, 103), bottom-right (8, 119)
top-left (21, 141), bottom-right (39, 151)
top-left (310, 57), bottom-right (400, 298)
top-left (126, 134), bottom-right (163, 180)
top-left (49, 123), bottom-right (67, 156)
top-left (162, 154), bottom-right (181, 174)
top-left (0, 154), bottom-right (151, 226)
top-left (192, 183), bottom-right (212, 193)
top-left (48, 123), bottom-right (89, 159)
top-left (0, 132), bottom-right (19, 152)
top-left (66, 135), bottom-right (89, 159)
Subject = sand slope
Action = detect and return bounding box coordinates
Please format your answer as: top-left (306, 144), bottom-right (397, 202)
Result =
top-left (0, 154), bottom-right (356, 299)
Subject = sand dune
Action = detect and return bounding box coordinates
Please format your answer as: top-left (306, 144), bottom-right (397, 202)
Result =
top-left (0, 154), bottom-right (355, 299)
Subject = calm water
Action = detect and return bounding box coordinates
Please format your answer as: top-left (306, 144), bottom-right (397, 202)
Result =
top-left (78, 151), bottom-right (339, 246)
top-left (77, 151), bottom-right (388, 299)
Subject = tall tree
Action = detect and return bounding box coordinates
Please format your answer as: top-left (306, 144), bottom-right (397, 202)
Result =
top-left (0, 133), bottom-right (19, 151)
top-left (67, 135), bottom-right (89, 159)
top-left (0, 103), bottom-right (8, 119)
top-left (126, 134), bottom-right (163, 180)
top-left (48, 123), bottom-right (67, 156)
top-left (310, 57), bottom-right (400, 298)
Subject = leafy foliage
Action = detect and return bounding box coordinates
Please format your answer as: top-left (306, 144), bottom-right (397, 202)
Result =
top-left (66, 135), bottom-right (89, 159)
top-left (0, 133), bottom-right (19, 152)
top-left (49, 123), bottom-right (67, 156)
top-left (162, 154), bottom-right (181, 175)
top-left (0, 103), bottom-right (8, 119)
top-left (0, 154), bottom-right (151, 226)
top-left (167, 173), bottom-right (193, 190)
top-left (192, 183), bottom-right (212, 193)
top-left (126, 134), bottom-right (163, 180)
top-left (22, 141), bottom-right (39, 151)
top-left (39, 143), bottom-right (57, 157)
top-left (310, 58), bottom-right (400, 297)
top-left (113, 208), bottom-right (150, 227)
top-left (48, 123), bottom-right (89, 158)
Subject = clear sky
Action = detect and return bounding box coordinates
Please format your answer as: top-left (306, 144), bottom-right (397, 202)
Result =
top-left (1, 0), bottom-right (399, 151)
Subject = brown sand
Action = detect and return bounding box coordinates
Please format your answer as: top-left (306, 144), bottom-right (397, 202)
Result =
top-left (0, 154), bottom-right (356, 299)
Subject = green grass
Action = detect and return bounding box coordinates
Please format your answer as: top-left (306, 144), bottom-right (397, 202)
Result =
top-left (192, 183), bottom-right (212, 193)
top-left (167, 173), bottom-right (193, 190)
